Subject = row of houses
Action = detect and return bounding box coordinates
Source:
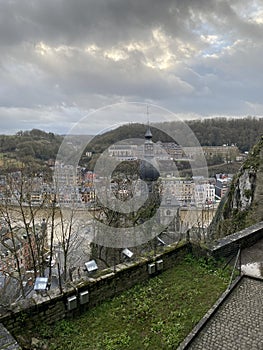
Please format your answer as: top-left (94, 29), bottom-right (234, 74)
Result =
top-left (108, 142), bottom-right (241, 163)
top-left (0, 164), bottom-right (233, 209)
top-left (161, 176), bottom-right (215, 206)
top-left (95, 174), bottom-right (232, 207)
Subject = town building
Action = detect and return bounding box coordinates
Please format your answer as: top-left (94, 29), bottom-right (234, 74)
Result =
top-left (181, 145), bottom-right (240, 163)
top-left (215, 174), bottom-right (233, 199)
top-left (0, 227), bottom-right (37, 274)
top-left (156, 141), bottom-right (186, 160)
top-left (108, 144), bottom-right (139, 161)
top-left (108, 140), bottom-right (187, 162)
top-left (193, 177), bottom-right (216, 207)
top-left (203, 145), bottom-right (239, 162)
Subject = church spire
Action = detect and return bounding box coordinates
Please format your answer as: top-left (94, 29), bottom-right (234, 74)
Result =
top-left (139, 112), bottom-right (160, 183)
top-left (145, 124), bottom-right (153, 140)
top-left (145, 104), bottom-right (153, 141)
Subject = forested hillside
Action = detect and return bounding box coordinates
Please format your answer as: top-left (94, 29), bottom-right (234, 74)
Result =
top-left (85, 117), bottom-right (263, 155)
top-left (84, 123), bottom-right (174, 154)
top-left (0, 129), bottom-right (63, 176)
top-left (0, 117), bottom-right (262, 173)
top-left (186, 117), bottom-right (263, 152)
top-left (0, 129), bottom-right (62, 160)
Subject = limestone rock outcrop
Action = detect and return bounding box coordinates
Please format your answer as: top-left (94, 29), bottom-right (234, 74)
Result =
top-left (210, 136), bottom-right (263, 239)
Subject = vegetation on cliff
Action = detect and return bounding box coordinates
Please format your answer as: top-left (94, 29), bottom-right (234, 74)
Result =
top-left (209, 136), bottom-right (263, 239)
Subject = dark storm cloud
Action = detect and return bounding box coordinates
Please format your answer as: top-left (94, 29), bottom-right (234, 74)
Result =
top-left (0, 0), bottom-right (188, 45)
top-left (0, 0), bottom-right (240, 47)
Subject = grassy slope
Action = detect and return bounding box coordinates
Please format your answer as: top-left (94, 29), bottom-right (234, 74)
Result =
top-left (25, 256), bottom-right (231, 350)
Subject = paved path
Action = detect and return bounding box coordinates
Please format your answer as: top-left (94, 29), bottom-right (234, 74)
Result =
top-left (181, 276), bottom-right (263, 350)
top-left (241, 238), bottom-right (263, 277)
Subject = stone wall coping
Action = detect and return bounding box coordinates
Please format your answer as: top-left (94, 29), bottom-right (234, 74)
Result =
top-left (0, 241), bottom-right (189, 321)
top-left (212, 221), bottom-right (263, 251)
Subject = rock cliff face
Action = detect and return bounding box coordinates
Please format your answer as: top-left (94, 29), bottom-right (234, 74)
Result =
top-left (210, 136), bottom-right (263, 239)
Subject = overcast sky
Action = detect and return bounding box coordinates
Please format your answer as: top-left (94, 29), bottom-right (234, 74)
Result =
top-left (1, 0), bottom-right (263, 135)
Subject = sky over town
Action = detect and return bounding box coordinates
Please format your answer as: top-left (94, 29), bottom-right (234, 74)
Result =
top-left (1, 0), bottom-right (263, 135)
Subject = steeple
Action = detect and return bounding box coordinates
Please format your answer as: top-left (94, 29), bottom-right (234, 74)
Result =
top-left (139, 121), bottom-right (160, 184)
top-left (144, 123), bottom-right (154, 158)
top-left (145, 105), bottom-right (152, 141)
top-left (145, 125), bottom-right (153, 141)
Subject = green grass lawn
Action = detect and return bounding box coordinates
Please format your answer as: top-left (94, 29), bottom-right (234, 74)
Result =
top-left (24, 256), bottom-right (231, 350)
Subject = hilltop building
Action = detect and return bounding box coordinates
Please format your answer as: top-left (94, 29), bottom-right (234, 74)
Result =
top-left (108, 144), bottom-right (139, 161)
top-left (184, 145), bottom-right (240, 163)
top-left (108, 140), bottom-right (187, 162)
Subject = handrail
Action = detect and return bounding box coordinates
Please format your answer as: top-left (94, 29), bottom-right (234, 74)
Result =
top-left (227, 246), bottom-right (241, 289)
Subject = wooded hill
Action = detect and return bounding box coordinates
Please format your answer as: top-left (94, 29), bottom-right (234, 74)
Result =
top-left (0, 129), bottom-right (63, 176)
top-left (187, 117), bottom-right (263, 152)
top-left (0, 117), bottom-right (262, 173)
top-left (0, 129), bottom-right (62, 160)
top-left (85, 117), bottom-right (263, 155)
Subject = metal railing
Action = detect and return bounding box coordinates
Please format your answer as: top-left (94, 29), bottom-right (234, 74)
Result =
top-left (227, 246), bottom-right (241, 289)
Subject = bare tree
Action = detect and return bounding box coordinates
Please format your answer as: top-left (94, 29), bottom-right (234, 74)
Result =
top-left (0, 215), bottom-right (25, 298)
top-left (56, 207), bottom-right (76, 282)
top-left (0, 170), bottom-right (52, 299)
top-left (90, 174), bottom-right (163, 268)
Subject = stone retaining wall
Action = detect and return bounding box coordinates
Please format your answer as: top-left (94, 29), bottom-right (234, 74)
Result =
top-left (0, 243), bottom-right (190, 335)
top-left (211, 221), bottom-right (263, 258)
top-left (1, 221), bottom-right (263, 345)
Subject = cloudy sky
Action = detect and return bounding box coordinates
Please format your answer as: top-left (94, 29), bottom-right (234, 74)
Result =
top-left (1, 0), bottom-right (263, 135)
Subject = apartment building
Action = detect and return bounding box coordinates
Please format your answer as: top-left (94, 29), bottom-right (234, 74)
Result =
top-left (0, 227), bottom-right (37, 274)
top-left (215, 174), bottom-right (233, 199)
